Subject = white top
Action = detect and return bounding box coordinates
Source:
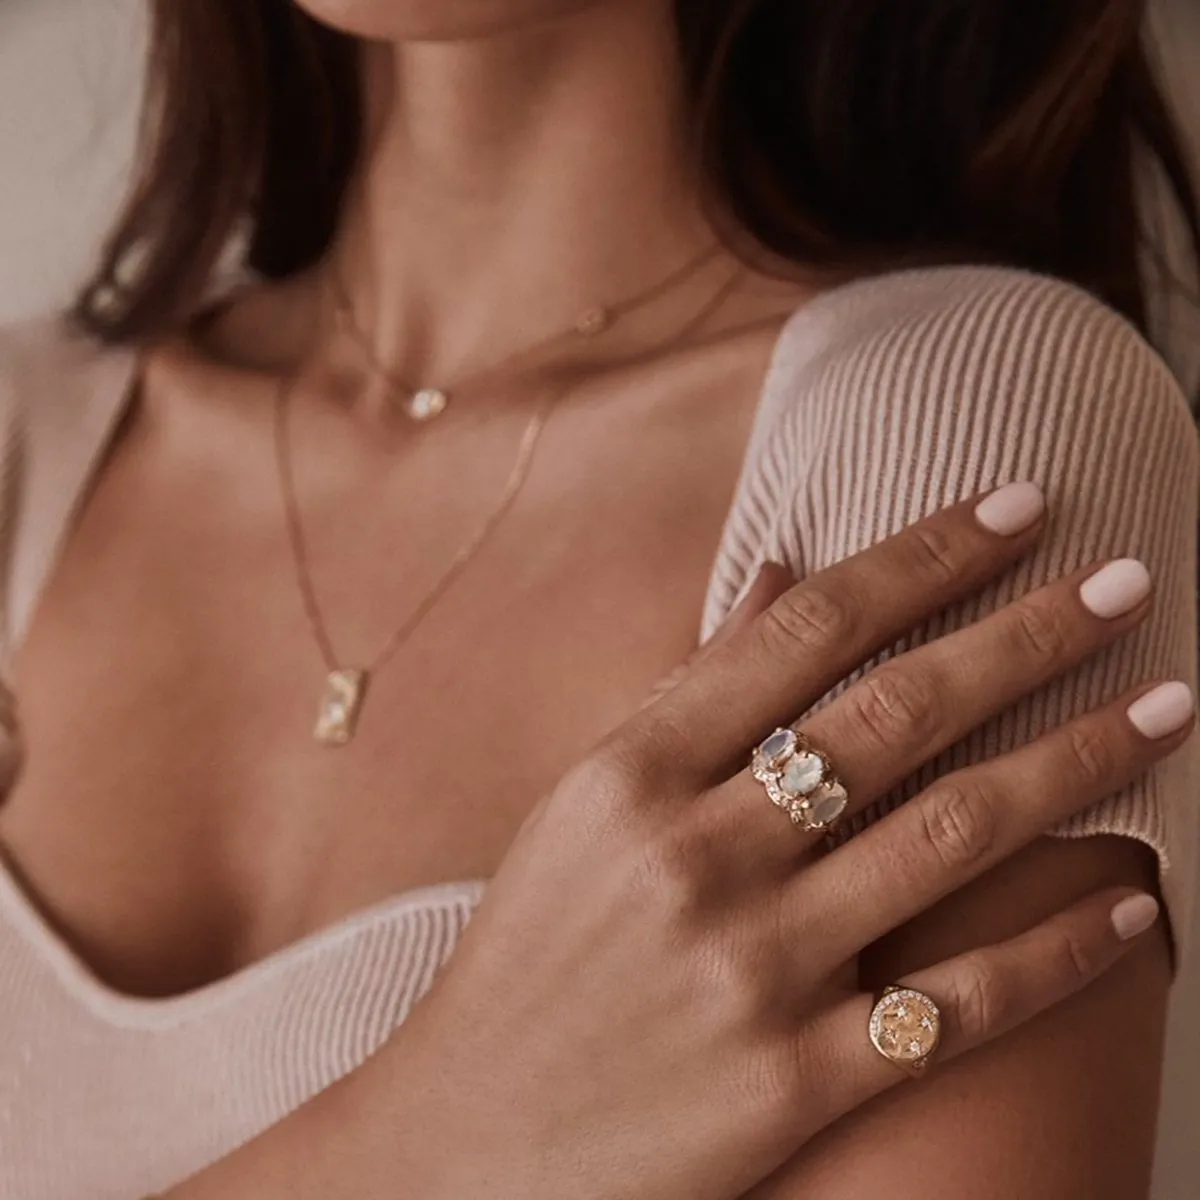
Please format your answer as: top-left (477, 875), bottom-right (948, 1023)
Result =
top-left (0, 265), bottom-right (1195, 1198)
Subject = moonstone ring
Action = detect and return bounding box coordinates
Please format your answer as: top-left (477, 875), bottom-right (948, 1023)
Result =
top-left (750, 727), bottom-right (850, 832)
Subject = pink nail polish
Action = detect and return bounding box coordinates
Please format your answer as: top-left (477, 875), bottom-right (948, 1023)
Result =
top-left (1111, 893), bottom-right (1160, 941)
top-left (974, 483), bottom-right (1046, 536)
top-left (1079, 560), bottom-right (1151, 619)
top-left (1127, 682), bottom-right (1195, 739)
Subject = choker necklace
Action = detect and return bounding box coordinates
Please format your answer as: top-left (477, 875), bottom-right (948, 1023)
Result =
top-left (327, 243), bottom-right (722, 423)
top-left (279, 251), bottom-right (743, 746)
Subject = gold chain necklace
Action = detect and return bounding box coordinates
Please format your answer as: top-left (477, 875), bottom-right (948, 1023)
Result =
top-left (277, 254), bottom-right (742, 747)
top-left (328, 243), bottom-right (722, 422)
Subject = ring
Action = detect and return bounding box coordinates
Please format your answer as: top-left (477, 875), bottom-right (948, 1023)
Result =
top-left (868, 985), bottom-right (942, 1078)
top-left (751, 727), bottom-right (850, 832)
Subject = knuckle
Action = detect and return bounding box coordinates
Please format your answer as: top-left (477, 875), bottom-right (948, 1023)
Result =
top-left (570, 743), bottom-right (650, 809)
top-left (589, 720), bottom-right (684, 796)
top-left (916, 780), bottom-right (997, 870)
top-left (761, 586), bottom-right (858, 656)
top-left (757, 1032), bottom-right (818, 1117)
top-left (850, 667), bottom-right (942, 748)
top-left (563, 742), bottom-right (674, 840)
top-left (1064, 724), bottom-right (1116, 785)
top-left (950, 953), bottom-right (1007, 1043)
top-left (749, 1040), bottom-right (799, 1113)
top-left (633, 827), bottom-right (710, 920)
top-left (1010, 600), bottom-right (1071, 665)
top-left (906, 523), bottom-right (965, 585)
top-left (710, 949), bottom-right (772, 1028)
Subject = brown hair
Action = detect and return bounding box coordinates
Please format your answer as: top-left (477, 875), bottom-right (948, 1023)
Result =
top-left (78, 0), bottom-right (1200, 356)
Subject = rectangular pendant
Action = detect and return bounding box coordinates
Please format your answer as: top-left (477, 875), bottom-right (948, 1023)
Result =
top-left (314, 669), bottom-right (368, 747)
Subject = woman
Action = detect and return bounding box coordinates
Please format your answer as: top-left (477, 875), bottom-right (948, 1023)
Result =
top-left (0, 1), bottom-right (1196, 1197)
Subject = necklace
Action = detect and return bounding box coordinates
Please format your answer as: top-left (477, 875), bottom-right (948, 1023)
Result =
top-left (328, 243), bottom-right (722, 422)
top-left (277, 254), bottom-right (743, 746)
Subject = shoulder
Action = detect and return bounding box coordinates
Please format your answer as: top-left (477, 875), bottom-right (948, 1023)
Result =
top-left (0, 312), bottom-right (136, 426)
top-left (0, 316), bottom-right (138, 665)
top-left (709, 263), bottom-right (1198, 612)
top-left (0, 316), bottom-right (139, 513)
top-left (737, 265), bottom-right (1197, 532)
top-left (766, 264), bottom-right (1191, 436)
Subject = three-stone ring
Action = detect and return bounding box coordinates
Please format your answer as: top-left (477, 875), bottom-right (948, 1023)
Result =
top-left (750, 727), bottom-right (850, 832)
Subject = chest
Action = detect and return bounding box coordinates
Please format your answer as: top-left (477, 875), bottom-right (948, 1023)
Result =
top-left (0, 352), bottom-right (762, 996)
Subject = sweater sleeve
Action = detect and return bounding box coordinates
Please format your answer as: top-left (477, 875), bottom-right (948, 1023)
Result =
top-left (706, 266), bottom-right (1200, 953)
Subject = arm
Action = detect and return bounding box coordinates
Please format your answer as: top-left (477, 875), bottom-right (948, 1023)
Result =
top-left (746, 269), bottom-right (1198, 1199)
top-left (154, 495), bottom-right (1187, 1200)
top-left (752, 837), bottom-right (1170, 1199)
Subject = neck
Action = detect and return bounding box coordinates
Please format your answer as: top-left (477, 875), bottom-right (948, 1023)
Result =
top-left (331, 1), bottom-right (716, 385)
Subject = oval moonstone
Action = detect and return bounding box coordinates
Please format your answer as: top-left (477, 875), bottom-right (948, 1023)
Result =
top-left (780, 752), bottom-right (824, 798)
top-left (759, 728), bottom-right (797, 765)
top-left (807, 782), bottom-right (848, 826)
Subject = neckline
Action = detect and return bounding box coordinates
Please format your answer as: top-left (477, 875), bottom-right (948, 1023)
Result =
top-left (0, 274), bottom-right (864, 1030)
top-left (0, 857), bottom-right (486, 1029)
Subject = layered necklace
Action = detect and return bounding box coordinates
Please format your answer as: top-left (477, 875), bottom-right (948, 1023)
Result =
top-left (275, 245), bottom-right (740, 746)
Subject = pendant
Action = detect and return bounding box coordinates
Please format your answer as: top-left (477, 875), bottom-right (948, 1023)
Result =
top-left (408, 388), bottom-right (449, 422)
top-left (314, 669), bottom-right (369, 747)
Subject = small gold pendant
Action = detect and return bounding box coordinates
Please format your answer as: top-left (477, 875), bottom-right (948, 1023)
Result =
top-left (314, 669), bottom-right (369, 747)
top-left (408, 388), bottom-right (449, 422)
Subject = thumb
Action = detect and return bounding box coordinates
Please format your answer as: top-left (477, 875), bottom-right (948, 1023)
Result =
top-left (641, 561), bottom-right (794, 709)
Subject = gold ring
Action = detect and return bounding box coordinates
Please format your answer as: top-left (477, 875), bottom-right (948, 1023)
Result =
top-left (868, 985), bottom-right (941, 1078)
top-left (751, 727), bottom-right (849, 832)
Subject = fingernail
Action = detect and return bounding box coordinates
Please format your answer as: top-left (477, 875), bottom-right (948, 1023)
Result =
top-left (1127, 681), bottom-right (1195, 739)
top-left (1111, 893), bottom-right (1160, 941)
top-left (1079, 559), bottom-right (1152, 619)
top-left (974, 482), bottom-right (1046, 535)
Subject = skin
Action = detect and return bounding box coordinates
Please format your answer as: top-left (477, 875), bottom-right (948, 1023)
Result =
top-left (0, 0), bottom-right (1183, 1196)
top-left (115, 502), bottom-right (1183, 1200)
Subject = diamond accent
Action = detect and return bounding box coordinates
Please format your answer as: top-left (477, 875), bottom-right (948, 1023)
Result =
top-left (763, 777), bottom-right (793, 809)
top-left (869, 987), bottom-right (941, 1068)
top-left (408, 388), bottom-right (449, 421)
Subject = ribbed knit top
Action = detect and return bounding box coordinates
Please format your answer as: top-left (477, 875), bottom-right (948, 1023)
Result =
top-left (0, 266), bottom-right (1196, 1200)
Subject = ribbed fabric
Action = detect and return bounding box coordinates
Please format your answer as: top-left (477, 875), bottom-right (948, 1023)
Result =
top-left (700, 267), bottom-right (1199, 946)
top-left (0, 265), bottom-right (1195, 1199)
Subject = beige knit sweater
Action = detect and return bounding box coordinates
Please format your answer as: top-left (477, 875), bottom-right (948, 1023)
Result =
top-left (0, 266), bottom-right (1196, 1199)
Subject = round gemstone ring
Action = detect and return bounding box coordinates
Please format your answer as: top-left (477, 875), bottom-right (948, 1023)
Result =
top-left (868, 986), bottom-right (942, 1078)
top-left (750, 727), bottom-right (850, 832)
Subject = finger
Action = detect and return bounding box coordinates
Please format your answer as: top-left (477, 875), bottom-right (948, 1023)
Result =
top-left (641, 563), bottom-right (794, 709)
top-left (711, 557), bottom-right (1153, 860)
top-left (709, 563), bottom-right (797, 652)
top-left (803, 886), bottom-right (1162, 1123)
top-left (636, 483), bottom-right (1047, 781)
top-left (795, 680), bottom-right (1194, 956)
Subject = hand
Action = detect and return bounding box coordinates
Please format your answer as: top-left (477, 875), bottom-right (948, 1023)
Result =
top-left (383, 482), bottom-right (1190, 1200)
